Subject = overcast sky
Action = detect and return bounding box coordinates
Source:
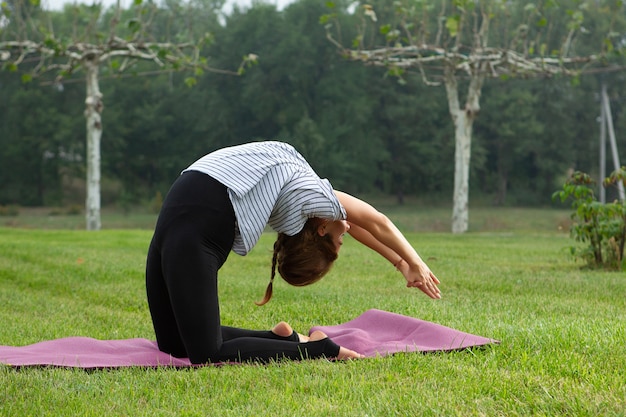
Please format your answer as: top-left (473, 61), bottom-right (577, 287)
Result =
top-left (44, 0), bottom-right (295, 13)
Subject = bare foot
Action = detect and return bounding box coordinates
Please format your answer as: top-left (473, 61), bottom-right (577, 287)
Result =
top-left (337, 346), bottom-right (365, 360)
top-left (309, 331), bottom-right (365, 360)
top-left (272, 321), bottom-right (309, 342)
top-left (296, 333), bottom-right (310, 342)
top-left (308, 330), bottom-right (328, 341)
top-left (271, 321), bottom-right (293, 338)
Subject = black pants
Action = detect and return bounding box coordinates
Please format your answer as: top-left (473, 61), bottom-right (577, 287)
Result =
top-left (146, 171), bottom-right (340, 364)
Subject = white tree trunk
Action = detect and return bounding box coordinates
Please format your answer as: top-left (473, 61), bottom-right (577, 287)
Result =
top-left (84, 58), bottom-right (103, 231)
top-left (451, 114), bottom-right (471, 234)
top-left (444, 66), bottom-right (483, 234)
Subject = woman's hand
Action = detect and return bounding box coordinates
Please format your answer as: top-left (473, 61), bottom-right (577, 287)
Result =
top-left (396, 259), bottom-right (441, 299)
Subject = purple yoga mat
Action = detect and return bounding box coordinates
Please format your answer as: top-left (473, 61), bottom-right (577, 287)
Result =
top-left (310, 309), bottom-right (498, 358)
top-left (0, 337), bottom-right (194, 368)
top-left (0, 309), bottom-right (498, 368)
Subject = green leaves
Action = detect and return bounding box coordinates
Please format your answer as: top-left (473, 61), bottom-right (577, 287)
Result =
top-left (566, 9), bottom-right (584, 31)
top-left (380, 24), bottom-right (400, 43)
top-left (553, 169), bottom-right (626, 270)
top-left (386, 65), bottom-right (406, 84)
top-left (127, 18), bottom-right (141, 33)
top-left (446, 15), bottom-right (460, 37)
top-left (319, 1), bottom-right (336, 26)
top-left (0, 1), bottom-right (11, 18)
top-left (3, 62), bottom-right (18, 72)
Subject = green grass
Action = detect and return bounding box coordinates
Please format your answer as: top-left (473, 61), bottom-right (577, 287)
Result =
top-left (1, 208), bottom-right (625, 416)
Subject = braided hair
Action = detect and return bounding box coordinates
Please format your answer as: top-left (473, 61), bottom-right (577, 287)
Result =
top-left (256, 218), bottom-right (338, 306)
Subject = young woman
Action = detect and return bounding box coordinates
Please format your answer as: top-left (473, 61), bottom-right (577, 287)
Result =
top-left (146, 141), bottom-right (440, 364)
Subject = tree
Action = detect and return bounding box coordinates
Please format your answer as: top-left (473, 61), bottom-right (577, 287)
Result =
top-left (0, 0), bottom-right (255, 229)
top-left (324, 0), bottom-right (625, 233)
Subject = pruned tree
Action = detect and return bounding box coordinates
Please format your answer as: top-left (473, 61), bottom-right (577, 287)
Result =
top-left (324, 0), bottom-right (625, 233)
top-left (1, 0), bottom-right (256, 230)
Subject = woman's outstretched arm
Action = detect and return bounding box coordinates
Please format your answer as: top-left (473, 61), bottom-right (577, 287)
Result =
top-left (335, 190), bottom-right (441, 299)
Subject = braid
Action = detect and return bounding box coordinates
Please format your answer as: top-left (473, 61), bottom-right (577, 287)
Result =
top-left (255, 236), bottom-right (283, 306)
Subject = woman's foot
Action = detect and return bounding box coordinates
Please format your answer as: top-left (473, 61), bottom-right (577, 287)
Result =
top-left (337, 346), bottom-right (365, 360)
top-left (308, 330), bottom-right (365, 360)
top-left (308, 330), bottom-right (328, 341)
top-left (273, 323), bottom-right (365, 358)
top-left (271, 321), bottom-right (309, 342)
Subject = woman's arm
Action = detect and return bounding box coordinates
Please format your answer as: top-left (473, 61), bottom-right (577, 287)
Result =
top-left (335, 190), bottom-right (441, 299)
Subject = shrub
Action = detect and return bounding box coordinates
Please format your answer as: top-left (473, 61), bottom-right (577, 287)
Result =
top-left (553, 170), bottom-right (626, 270)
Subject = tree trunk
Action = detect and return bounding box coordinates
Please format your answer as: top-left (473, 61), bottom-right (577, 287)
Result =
top-left (84, 58), bottom-right (103, 231)
top-left (450, 106), bottom-right (472, 234)
top-left (444, 65), bottom-right (484, 234)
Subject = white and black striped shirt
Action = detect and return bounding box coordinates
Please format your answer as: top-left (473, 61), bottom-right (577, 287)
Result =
top-left (183, 141), bottom-right (346, 255)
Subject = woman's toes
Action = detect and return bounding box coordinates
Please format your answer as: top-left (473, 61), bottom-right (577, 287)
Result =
top-left (308, 330), bottom-right (328, 342)
top-left (337, 347), bottom-right (365, 360)
top-left (271, 321), bottom-right (293, 338)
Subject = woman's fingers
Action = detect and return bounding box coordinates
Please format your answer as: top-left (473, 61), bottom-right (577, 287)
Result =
top-left (407, 276), bottom-right (441, 299)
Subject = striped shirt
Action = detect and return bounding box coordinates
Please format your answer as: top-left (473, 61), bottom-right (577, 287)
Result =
top-left (183, 141), bottom-right (346, 255)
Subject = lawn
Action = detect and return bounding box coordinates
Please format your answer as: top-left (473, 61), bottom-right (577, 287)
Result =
top-left (0, 207), bottom-right (624, 416)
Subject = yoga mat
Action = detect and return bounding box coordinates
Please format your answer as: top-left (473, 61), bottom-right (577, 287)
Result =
top-left (0, 337), bottom-right (195, 369)
top-left (310, 309), bottom-right (498, 358)
top-left (0, 309), bottom-right (498, 368)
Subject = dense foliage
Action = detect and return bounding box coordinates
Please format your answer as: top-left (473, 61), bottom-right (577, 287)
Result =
top-left (553, 169), bottom-right (626, 270)
top-left (1, 0), bottom-right (625, 208)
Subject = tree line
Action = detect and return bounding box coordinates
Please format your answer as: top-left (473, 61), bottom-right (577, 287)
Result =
top-left (1, 0), bottom-right (625, 210)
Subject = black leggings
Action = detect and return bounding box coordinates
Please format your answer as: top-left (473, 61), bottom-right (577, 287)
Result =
top-left (146, 171), bottom-right (340, 364)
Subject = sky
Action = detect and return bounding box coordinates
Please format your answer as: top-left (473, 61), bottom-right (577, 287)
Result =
top-left (44, 0), bottom-right (295, 13)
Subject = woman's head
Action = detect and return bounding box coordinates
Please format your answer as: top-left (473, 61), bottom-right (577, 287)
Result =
top-left (256, 218), bottom-right (349, 306)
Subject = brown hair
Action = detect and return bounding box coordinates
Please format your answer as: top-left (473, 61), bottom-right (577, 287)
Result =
top-left (255, 218), bottom-right (338, 306)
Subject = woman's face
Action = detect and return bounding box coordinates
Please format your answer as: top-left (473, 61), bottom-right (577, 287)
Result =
top-left (320, 220), bottom-right (351, 253)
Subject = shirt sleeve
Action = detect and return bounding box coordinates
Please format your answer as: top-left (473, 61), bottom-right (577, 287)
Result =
top-left (300, 178), bottom-right (345, 220)
top-left (268, 176), bottom-right (346, 236)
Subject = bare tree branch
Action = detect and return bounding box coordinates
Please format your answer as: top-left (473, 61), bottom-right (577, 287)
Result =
top-left (342, 44), bottom-right (598, 78)
top-left (0, 37), bottom-right (242, 81)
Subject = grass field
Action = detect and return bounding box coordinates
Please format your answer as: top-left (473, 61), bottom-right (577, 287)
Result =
top-left (1, 207), bottom-right (625, 416)
top-left (1, 203), bottom-right (574, 233)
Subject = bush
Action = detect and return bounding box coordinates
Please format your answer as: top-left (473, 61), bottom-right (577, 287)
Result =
top-left (553, 170), bottom-right (626, 270)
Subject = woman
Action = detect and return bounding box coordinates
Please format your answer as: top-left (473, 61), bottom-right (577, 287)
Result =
top-left (146, 141), bottom-right (440, 364)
